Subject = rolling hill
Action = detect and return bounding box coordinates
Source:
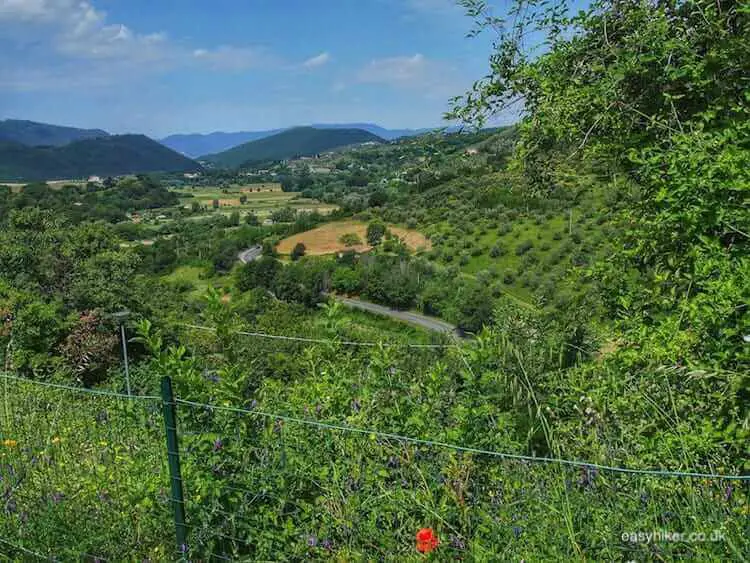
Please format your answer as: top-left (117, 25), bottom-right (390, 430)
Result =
top-left (202, 127), bottom-right (384, 168)
top-left (0, 119), bottom-right (109, 147)
top-left (0, 135), bottom-right (202, 182)
top-left (160, 129), bottom-right (285, 158)
top-left (161, 124), bottom-right (425, 158)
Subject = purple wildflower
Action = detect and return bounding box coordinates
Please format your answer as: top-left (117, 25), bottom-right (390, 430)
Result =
top-left (51, 492), bottom-right (64, 504)
top-left (450, 535), bottom-right (466, 550)
top-left (320, 539), bottom-right (333, 550)
top-left (351, 399), bottom-right (361, 413)
top-left (725, 485), bottom-right (733, 502)
top-left (386, 456), bottom-right (399, 468)
top-left (512, 526), bottom-right (523, 539)
top-left (250, 399), bottom-right (258, 409)
top-left (307, 535), bottom-right (318, 547)
top-left (578, 466), bottom-right (597, 488)
top-left (213, 438), bottom-right (223, 452)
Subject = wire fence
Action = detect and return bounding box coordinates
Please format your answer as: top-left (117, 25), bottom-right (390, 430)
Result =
top-left (1, 373), bottom-right (748, 561)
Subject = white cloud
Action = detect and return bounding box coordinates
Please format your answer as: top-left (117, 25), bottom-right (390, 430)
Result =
top-left (0, 0), bottom-right (59, 21)
top-left (0, 0), bottom-right (292, 89)
top-left (0, 0), bottom-right (177, 74)
top-left (192, 45), bottom-right (274, 71)
top-left (302, 51), bottom-right (330, 68)
top-left (354, 53), bottom-right (469, 101)
top-left (357, 53), bottom-right (429, 87)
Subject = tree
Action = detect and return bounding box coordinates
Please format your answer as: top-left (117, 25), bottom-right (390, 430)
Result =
top-left (458, 285), bottom-right (494, 334)
top-left (270, 207), bottom-right (296, 223)
top-left (235, 257), bottom-right (280, 292)
top-left (245, 212), bottom-right (259, 226)
top-left (212, 199), bottom-right (219, 209)
top-left (239, 195), bottom-right (248, 204)
top-left (291, 242), bottom-right (306, 261)
top-left (366, 221), bottom-right (386, 246)
top-left (339, 233), bottom-right (362, 247)
top-left (368, 189), bottom-right (388, 208)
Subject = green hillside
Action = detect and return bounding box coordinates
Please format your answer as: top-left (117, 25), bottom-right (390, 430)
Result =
top-left (0, 119), bottom-right (109, 147)
top-left (203, 126), bottom-right (384, 168)
top-left (0, 135), bottom-right (202, 181)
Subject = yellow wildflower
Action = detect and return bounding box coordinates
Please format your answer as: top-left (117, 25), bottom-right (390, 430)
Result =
top-left (2, 439), bottom-right (17, 447)
top-left (51, 437), bottom-right (61, 445)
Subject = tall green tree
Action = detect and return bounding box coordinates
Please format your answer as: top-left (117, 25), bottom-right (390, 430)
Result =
top-left (452, 0), bottom-right (749, 368)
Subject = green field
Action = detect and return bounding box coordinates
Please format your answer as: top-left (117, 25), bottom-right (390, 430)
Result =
top-left (173, 185), bottom-right (338, 219)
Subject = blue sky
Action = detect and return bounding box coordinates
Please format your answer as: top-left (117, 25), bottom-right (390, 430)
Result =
top-left (0, 0), bottom-right (513, 137)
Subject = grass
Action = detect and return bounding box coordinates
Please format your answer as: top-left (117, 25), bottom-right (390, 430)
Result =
top-left (162, 263), bottom-right (221, 298)
top-left (276, 220), bottom-right (431, 255)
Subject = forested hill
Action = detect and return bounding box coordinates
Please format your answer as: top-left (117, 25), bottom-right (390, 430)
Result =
top-left (162, 124), bottom-right (427, 158)
top-left (0, 134), bottom-right (202, 181)
top-left (202, 126), bottom-right (384, 168)
top-left (0, 119), bottom-right (109, 147)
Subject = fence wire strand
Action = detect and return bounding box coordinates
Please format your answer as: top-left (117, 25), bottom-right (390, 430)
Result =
top-left (174, 398), bottom-right (750, 481)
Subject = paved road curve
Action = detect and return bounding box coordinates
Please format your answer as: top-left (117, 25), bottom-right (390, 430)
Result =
top-left (332, 295), bottom-right (458, 336)
top-left (237, 246), bottom-right (458, 336)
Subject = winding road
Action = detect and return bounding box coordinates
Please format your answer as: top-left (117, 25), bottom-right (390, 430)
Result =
top-left (332, 295), bottom-right (457, 335)
top-left (237, 246), bottom-right (459, 336)
top-left (238, 245), bottom-right (263, 264)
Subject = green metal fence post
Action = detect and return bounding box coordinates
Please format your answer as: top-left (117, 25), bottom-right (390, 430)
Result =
top-left (161, 376), bottom-right (188, 556)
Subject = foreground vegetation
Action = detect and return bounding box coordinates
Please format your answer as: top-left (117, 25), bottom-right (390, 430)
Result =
top-left (0, 0), bottom-right (748, 559)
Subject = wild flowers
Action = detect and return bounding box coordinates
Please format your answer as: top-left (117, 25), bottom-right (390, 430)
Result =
top-left (2, 439), bottom-right (17, 447)
top-left (416, 528), bottom-right (439, 554)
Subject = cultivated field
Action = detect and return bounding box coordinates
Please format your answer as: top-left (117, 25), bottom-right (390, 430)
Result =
top-left (276, 220), bottom-right (431, 255)
top-left (173, 184), bottom-right (338, 219)
top-left (4, 179), bottom-right (86, 193)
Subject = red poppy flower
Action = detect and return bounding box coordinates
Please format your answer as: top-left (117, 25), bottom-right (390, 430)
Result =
top-left (416, 528), bottom-right (439, 553)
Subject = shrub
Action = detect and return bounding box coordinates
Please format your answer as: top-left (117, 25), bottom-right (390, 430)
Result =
top-left (291, 242), bottom-right (306, 261)
top-left (515, 240), bottom-right (534, 255)
top-left (331, 267), bottom-right (362, 294)
top-left (339, 233), bottom-right (362, 247)
top-left (366, 221), bottom-right (386, 246)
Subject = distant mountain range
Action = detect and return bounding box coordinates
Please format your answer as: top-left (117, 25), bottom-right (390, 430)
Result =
top-left (0, 118), bottom-right (448, 181)
top-left (203, 127), bottom-right (384, 168)
top-left (161, 123), bottom-right (436, 158)
top-left (0, 134), bottom-right (201, 182)
top-left (0, 119), bottom-right (109, 147)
